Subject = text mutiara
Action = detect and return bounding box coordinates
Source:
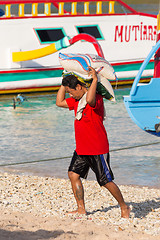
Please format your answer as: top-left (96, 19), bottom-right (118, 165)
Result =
top-left (114, 22), bottom-right (157, 42)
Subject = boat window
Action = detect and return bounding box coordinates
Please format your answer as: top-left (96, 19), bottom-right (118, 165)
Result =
top-left (76, 25), bottom-right (104, 40)
top-left (0, 9), bottom-right (4, 17)
top-left (35, 28), bottom-right (66, 44)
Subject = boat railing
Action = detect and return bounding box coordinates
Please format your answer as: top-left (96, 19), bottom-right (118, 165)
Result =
top-left (0, 0), bottom-right (137, 18)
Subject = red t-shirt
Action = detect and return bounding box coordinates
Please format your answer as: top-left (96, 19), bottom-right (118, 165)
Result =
top-left (66, 94), bottom-right (109, 155)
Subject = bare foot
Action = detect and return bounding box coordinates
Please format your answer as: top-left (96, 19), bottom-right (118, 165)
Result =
top-left (121, 205), bottom-right (131, 218)
top-left (66, 209), bottom-right (86, 215)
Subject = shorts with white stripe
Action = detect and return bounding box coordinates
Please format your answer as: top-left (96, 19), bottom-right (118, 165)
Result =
top-left (68, 151), bottom-right (114, 186)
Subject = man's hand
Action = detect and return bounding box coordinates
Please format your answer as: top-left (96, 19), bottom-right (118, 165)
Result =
top-left (88, 66), bottom-right (98, 80)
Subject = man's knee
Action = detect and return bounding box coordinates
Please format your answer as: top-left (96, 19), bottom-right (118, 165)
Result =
top-left (68, 171), bottom-right (80, 181)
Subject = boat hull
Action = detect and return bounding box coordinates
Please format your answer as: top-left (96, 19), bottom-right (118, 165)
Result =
top-left (0, 60), bottom-right (154, 94)
top-left (124, 78), bottom-right (160, 136)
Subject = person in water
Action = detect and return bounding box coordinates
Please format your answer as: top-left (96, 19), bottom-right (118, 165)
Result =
top-left (56, 66), bottom-right (130, 218)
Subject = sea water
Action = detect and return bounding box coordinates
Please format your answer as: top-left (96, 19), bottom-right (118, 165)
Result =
top-left (0, 3), bottom-right (160, 187)
top-left (0, 89), bottom-right (159, 188)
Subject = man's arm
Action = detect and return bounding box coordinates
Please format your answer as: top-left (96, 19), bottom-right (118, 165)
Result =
top-left (86, 66), bottom-right (98, 107)
top-left (56, 85), bottom-right (69, 108)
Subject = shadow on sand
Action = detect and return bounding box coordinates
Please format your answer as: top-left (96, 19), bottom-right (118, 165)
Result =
top-left (87, 198), bottom-right (160, 219)
top-left (0, 229), bottom-right (78, 240)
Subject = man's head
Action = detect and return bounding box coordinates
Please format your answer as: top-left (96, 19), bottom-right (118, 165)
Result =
top-left (62, 74), bottom-right (87, 100)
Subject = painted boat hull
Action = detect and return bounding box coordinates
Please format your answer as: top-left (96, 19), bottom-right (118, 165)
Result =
top-left (0, 1), bottom-right (157, 94)
top-left (124, 78), bottom-right (160, 137)
top-left (124, 40), bottom-right (160, 137)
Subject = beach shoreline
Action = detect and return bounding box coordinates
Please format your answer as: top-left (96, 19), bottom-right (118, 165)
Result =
top-left (0, 172), bottom-right (160, 240)
top-left (1, 167), bottom-right (160, 189)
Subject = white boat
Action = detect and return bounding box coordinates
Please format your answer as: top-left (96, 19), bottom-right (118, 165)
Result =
top-left (0, 0), bottom-right (157, 94)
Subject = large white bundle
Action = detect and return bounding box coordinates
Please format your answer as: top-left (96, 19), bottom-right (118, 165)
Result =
top-left (59, 53), bottom-right (117, 101)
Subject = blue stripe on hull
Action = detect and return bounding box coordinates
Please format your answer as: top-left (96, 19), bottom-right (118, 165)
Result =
top-left (146, 130), bottom-right (160, 137)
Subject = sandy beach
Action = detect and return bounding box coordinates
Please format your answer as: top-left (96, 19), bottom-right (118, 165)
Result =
top-left (0, 172), bottom-right (160, 240)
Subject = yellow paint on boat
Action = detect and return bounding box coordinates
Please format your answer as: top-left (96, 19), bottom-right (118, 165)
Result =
top-left (0, 86), bottom-right (60, 94)
top-left (12, 43), bottom-right (59, 62)
top-left (12, 36), bottom-right (70, 62)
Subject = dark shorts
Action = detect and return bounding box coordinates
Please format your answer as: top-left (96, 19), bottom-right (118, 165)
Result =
top-left (68, 151), bottom-right (114, 186)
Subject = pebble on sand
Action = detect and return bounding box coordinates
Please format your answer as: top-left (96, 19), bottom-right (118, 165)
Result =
top-left (0, 172), bottom-right (160, 236)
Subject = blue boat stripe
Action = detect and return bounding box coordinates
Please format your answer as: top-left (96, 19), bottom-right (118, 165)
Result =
top-left (100, 154), bottom-right (112, 182)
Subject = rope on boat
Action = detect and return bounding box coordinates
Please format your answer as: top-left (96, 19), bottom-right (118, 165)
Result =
top-left (0, 141), bottom-right (160, 167)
